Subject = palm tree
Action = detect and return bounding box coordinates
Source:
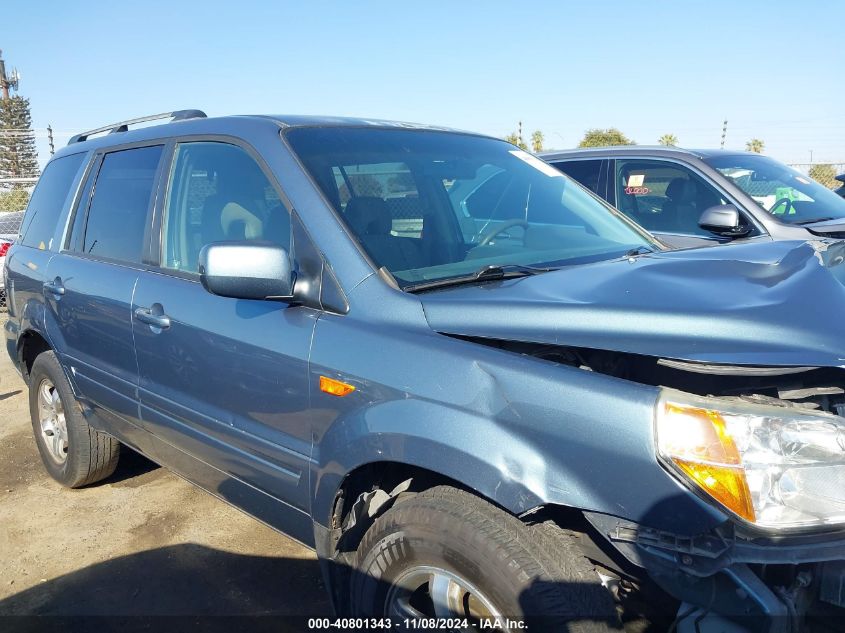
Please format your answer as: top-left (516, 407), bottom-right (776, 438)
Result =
top-left (504, 132), bottom-right (527, 150)
top-left (746, 138), bottom-right (765, 153)
top-left (531, 130), bottom-right (545, 153)
top-left (658, 133), bottom-right (678, 146)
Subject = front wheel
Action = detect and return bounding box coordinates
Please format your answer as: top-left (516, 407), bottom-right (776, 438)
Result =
top-left (28, 351), bottom-right (120, 487)
top-left (350, 486), bottom-right (620, 632)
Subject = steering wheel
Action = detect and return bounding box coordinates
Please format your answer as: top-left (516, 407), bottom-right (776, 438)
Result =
top-left (769, 197), bottom-right (794, 217)
top-left (477, 219), bottom-right (530, 247)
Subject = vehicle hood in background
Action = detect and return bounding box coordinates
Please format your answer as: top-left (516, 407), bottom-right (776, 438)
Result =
top-left (804, 218), bottom-right (845, 239)
top-left (420, 240), bottom-right (845, 368)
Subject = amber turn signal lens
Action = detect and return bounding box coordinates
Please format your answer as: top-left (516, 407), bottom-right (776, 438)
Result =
top-left (319, 375), bottom-right (356, 397)
top-left (672, 458), bottom-right (756, 523)
top-left (658, 402), bottom-right (756, 523)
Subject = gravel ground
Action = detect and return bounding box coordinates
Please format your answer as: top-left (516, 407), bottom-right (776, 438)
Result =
top-left (0, 313), bottom-right (329, 619)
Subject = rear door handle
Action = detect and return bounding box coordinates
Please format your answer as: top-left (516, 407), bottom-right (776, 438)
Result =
top-left (43, 278), bottom-right (65, 298)
top-left (134, 306), bottom-right (171, 330)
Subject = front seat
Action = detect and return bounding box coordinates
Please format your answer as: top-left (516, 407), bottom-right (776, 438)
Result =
top-left (661, 178), bottom-right (697, 232)
top-left (345, 197), bottom-right (424, 272)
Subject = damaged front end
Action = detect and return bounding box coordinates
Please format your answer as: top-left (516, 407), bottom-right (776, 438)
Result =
top-left (468, 338), bottom-right (845, 632)
top-left (418, 239), bottom-right (845, 630)
top-left (474, 339), bottom-right (845, 633)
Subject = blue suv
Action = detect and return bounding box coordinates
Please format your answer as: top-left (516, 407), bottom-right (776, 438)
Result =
top-left (4, 111), bottom-right (845, 632)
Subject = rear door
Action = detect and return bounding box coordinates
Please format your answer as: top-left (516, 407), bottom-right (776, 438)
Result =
top-left (45, 144), bottom-right (164, 429)
top-left (131, 140), bottom-right (317, 518)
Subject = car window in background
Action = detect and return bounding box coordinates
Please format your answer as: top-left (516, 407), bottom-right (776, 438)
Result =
top-left (286, 127), bottom-right (656, 288)
top-left (20, 153), bottom-right (85, 250)
top-left (81, 145), bottom-right (163, 263)
top-left (614, 159), bottom-right (728, 237)
top-left (550, 160), bottom-right (603, 194)
top-left (705, 154), bottom-right (845, 225)
top-left (161, 142), bottom-right (289, 273)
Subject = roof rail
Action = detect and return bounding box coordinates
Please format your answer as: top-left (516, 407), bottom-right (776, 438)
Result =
top-left (68, 109), bottom-right (207, 145)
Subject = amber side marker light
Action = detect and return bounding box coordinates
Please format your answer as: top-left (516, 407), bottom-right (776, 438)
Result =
top-left (320, 376), bottom-right (356, 397)
top-left (659, 403), bottom-right (756, 523)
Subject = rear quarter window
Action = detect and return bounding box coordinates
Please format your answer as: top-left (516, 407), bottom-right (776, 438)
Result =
top-left (20, 153), bottom-right (86, 250)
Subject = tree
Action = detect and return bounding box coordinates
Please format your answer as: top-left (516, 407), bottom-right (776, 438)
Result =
top-left (658, 133), bottom-right (678, 146)
top-left (531, 130), bottom-right (544, 153)
top-left (808, 163), bottom-right (837, 189)
top-left (504, 132), bottom-right (528, 151)
top-left (0, 188), bottom-right (29, 211)
top-left (746, 138), bottom-right (765, 154)
top-left (578, 128), bottom-right (635, 148)
top-left (0, 95), bottom-right (40, 188)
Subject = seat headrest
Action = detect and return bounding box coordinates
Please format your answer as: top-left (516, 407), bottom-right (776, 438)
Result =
top-left (665, 177), bottom-right (696, 202)
top-left (345, 197), bottom-right (392, 236)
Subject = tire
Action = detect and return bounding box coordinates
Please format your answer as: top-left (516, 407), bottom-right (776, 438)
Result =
top-left (350, 486), bottom-right (621, 632)
top-left (28, 351), bottom-right (120, 487)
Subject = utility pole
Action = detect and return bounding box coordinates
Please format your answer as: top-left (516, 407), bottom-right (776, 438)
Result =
top-left (518, 120), bottom-right (523, 147)
top-left (720, 119), bottom-right (728, 150)
top-left (0, 49), bottom-right (20, 100)
top-left (47, 124), bottom-right (55, 155)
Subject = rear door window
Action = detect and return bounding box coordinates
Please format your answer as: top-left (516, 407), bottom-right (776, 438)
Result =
top-left (79, 145), bottom-right (163, 263)
top-left (550, 160), bottom-right (603, 195)
top-left (20, 152), bottom-right (86, 250)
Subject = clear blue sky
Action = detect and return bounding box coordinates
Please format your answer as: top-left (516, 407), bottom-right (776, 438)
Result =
top-left (6, 0), bottom-right (844, 166)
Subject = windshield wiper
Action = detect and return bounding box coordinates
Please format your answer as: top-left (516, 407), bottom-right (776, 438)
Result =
top-left (793, 217), bottom-right (840, 226)
top-left (624, 245), bottom-right (654, 257)
top-left (404, 263), bottom-right (557, 293)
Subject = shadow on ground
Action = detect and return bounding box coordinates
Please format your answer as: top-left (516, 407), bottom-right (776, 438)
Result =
top-left (0, 543), bottom-right (329, 631)
top-left (101, 447), bottom-right (162, 487)
top-left (0, 389), bottom-right (21, 402)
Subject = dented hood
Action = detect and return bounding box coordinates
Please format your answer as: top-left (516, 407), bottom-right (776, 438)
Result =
top-left (420, 240), bottom-right (845, 368)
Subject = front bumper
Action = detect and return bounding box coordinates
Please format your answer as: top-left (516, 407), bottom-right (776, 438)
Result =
top-left (586, 512), bottom-right (845, 632)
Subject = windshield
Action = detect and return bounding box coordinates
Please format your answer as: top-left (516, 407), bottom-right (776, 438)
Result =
top-left (705, 154), bottom-right (845, 225)
top-left (286, 127), bottom-right (657, 289)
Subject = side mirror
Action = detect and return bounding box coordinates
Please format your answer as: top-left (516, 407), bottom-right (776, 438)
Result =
top-left (698, 204), bottom-right (749, 237)
top-left (198, 241), bottom-right (295, 301)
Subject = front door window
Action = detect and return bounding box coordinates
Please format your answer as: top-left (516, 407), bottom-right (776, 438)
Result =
top-left (614, 159), bottom-right (730, 237)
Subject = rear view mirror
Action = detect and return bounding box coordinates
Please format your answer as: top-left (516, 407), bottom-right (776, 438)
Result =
top-left (698, 204), bottom-right (749, 238)
top-left (199, 242), bottom-right (294, 301)
top-left (422, 159), bottom-right (478, 180)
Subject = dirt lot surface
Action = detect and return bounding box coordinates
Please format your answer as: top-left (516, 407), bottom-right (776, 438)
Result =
top-left (0, 314), bottom-right (329, 619)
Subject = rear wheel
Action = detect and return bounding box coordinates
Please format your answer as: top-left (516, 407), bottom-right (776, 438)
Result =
top-left (28, 351), bottom-right (120, 487)
top-left (350, 486), bottom-right (621, 632)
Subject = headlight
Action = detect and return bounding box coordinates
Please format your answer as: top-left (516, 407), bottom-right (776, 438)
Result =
top-left (656, 389), bottom-right (845, 530)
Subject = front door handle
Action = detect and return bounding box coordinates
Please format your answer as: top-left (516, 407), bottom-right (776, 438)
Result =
top-left (134, 305), bottom-right (171, 330)
top-left (43, 278), bottom-right (65, 298)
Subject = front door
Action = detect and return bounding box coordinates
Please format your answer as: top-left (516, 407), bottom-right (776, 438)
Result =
top-left (131, 140), bottom-right (316, 516)
top-left (611, 158), bottom-right (740, 248)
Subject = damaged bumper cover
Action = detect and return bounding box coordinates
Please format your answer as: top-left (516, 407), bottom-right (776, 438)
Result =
top-left (586, 511), bottom-right (845, 632)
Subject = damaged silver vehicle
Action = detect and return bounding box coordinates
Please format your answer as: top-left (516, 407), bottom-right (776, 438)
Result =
top-left (5, 114), bottom-right (845, 632)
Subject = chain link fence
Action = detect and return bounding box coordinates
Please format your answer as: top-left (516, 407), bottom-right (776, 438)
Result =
top-left (0, 210), bottom-right (25, 311)
top-left (787, 163), bottom-right (845, 190)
